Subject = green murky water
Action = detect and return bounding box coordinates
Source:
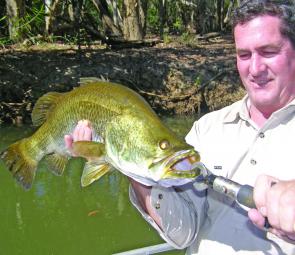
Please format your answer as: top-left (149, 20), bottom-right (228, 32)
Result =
top-left (0, 116), bottom-right (196, 255)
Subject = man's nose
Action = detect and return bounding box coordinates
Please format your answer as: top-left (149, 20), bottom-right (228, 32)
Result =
top-left (249, 54), bottom-right (266, 76)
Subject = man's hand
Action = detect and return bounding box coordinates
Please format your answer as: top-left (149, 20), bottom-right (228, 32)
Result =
top-left (130, 178), bottom-right (162, 228)
top-left (248, 174), bottom-right (295, 241)
top-left (64, 120), bottom-right (92, 155)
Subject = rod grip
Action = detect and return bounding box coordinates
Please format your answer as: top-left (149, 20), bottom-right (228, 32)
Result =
top-left (237, 184), bottom-right (256, 208)
top-left (237, 184), bottom-right (271, 229)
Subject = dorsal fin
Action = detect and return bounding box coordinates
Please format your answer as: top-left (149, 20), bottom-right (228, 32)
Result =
top-left (31, 92), bottom-right (63, 126)
top-left (79, 76), bottom-right (108, 86)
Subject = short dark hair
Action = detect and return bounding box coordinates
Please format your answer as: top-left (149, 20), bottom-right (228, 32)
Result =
top-left (232, 0), bottom-right (295, 48)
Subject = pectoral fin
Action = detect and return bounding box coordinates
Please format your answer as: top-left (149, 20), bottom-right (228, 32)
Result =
top-left (72, 141), bottom-right (111, 186)
top-left (72, 141), bottom-right (105, 159)
top-left (81, 160), bottom-right (111, 187)
top-left (44, 153), bottom-right (69, 176)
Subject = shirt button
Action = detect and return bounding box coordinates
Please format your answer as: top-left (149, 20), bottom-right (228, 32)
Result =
top-left (259, 132), bottom-right (265, 138)
top-left (250, 159), bottom-right (257, 165)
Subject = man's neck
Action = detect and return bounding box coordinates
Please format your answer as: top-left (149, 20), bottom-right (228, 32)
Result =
top-left (249, 105), bottom-right (272, 128)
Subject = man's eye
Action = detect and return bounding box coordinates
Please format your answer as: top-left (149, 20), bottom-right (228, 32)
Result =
top-left (261, 51), bottom-right (278, 57)
top-left (238, 53), bottom-right (251, 60)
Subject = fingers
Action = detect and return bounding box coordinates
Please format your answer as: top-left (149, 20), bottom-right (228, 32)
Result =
top-left (276, 183), bottom-right (295, 233)
top-left (64, 134), bottom-right (73, 150)
top-left (253, 174), bottom-right (295, 240)
top-left (253, 174), bottom-right (279, 219)
top-left (64, 120), bottom-right (93, 157)
top-left (72, 120), bottom-right (92, 142)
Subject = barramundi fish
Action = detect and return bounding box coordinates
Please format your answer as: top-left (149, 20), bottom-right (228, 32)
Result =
top-left (1, 78), bottom-right (201, 189)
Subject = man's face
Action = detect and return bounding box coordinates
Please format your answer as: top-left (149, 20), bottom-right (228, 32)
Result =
top-left (234, 15), bottom-right (295, 114)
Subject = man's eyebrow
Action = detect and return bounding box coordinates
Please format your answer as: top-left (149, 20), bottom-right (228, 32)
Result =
top-left (236, 48), bottom-right (250, 54)
top-left (259, 44), bottom-right (282, 50)
top-left (236, 43), bottom-right (283, 52)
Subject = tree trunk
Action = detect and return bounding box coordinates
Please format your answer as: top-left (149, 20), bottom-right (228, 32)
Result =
top-left (0, 2), bottom-right (7, 37)
top-left (112, 0), bottom-right (120, 26)
top-left (224, 0), bottom-right (235, 24)
top-left (106, 0), bottom-right (123, 27)
top-left (195, 0), bottom-right (206, 34)
top-left (91, 0), bottom-right (122, 37)
top-left (122, 0), bottom-right (144, 41)
top-left (180, 0), bottom-right (198, 33)
top-left (44, 0), bottom-right (64, 35)
top-left (217, 0), bottom-right (224, 31)
top-left (159, 0), bottom-right (166, 40)
top-left (6, 0), bottom-right (25, 41)
top-left (138, 0), bottom-right (147, 36)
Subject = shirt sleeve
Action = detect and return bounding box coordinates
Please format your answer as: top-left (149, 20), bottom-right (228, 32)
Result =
top-left (185, 119), bottom-right (204, 150)
top-left (129, 184), bottom-right (206, 249)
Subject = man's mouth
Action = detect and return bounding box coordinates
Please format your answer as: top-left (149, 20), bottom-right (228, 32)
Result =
top-left (256, 80), bottom-right (269, 85)
top-left (250, 78), bottom-right (272, 87)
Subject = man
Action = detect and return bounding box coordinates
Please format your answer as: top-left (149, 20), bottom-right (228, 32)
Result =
top-left (65, 0), bottom-right (295, 254)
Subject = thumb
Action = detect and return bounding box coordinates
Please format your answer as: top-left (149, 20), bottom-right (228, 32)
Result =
top-left (248, 208), bottom-right (266, 229)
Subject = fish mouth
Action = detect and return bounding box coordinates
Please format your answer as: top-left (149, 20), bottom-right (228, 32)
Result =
top-left (161, 149), bottom-right (201, 179)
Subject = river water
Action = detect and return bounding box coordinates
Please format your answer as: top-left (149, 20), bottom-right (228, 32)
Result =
top-left (0, 116), bottom-right (197, 255)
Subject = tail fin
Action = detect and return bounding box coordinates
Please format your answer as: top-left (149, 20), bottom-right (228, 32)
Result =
top-left (1, 139), bottom-right (37, 190)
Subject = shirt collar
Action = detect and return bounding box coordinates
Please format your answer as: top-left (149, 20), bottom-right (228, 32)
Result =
top-left (223, 95), bottom-right (249, 123)
top-left (223, 95), bottom-right (295, 124)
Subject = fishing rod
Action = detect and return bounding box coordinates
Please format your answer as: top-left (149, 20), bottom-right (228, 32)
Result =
top-left (112, 242), bottom-right (176, 255)
top-left (193, 162), bottom-right (271, 229)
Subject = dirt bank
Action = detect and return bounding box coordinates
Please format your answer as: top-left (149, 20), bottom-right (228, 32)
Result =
top-left (0, 34), bottom-right (245, 124)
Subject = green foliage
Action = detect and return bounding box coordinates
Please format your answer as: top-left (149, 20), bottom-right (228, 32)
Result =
top-left (172, 17), bottom-right (183, 33)
top-left (0, 36), bottom-right (13, 47)
top-left (10, 3), bottom-right (45, 42)
top-left (0, 16), bottom-right (6, 23)
top-left (166, 1), bottom-right (183, 33)
top-left (146, 1), bottom-right (160, 33)
top-left (194, 75), bottom-right (204, 88)
top-left (0, 15), bottom-right (11, 47)
top-left (83, 0), bottom-right (103, 28)
top-left (0, 0), bottom-right (233, 47)
top-left (163, 33), bottom-right (172, 44)
top-left (180, 32), bottom-right (198, 47)
top-left (0, 15), bottom-right (7, 35)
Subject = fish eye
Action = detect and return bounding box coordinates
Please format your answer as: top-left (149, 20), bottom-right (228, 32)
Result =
top-left (159, 139), bottom-right (170, 150)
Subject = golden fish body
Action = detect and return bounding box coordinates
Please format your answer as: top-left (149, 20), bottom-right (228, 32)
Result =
top-left (1, 79), bottom-right (200, 189)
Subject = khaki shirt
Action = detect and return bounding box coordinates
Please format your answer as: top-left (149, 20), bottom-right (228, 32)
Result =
top-left (130, 96), bottom-right (295, 254)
